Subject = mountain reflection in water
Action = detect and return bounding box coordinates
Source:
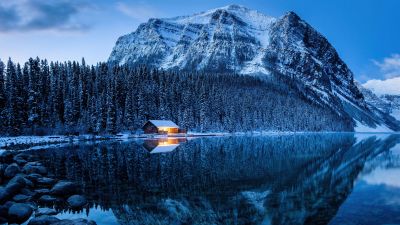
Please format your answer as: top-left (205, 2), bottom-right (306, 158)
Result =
top-left (26, 134), bottom-right (400, 225)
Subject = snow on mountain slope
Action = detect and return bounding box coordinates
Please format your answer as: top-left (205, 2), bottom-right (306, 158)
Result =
top-left (109, 5), bottom-right (276, 74)
top-left (109, 4), bottom-right (400, 132)
top-left (356, 82), bottom-right (400, 130)
top-left (354, 121), bottom-right (392, 133)
top-left (362, 77), bottom-right (400, 121)
top-left (360, 80), bottom-right (400, 122)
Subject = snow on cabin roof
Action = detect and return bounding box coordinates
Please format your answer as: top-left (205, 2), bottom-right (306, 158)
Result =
top-left (148, 120), bottom-right (179, 128)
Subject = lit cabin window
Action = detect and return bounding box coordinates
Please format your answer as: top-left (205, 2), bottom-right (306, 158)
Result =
top-left (158, 127), bottom-right (169, 133)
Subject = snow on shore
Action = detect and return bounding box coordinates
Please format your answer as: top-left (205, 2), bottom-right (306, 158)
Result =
top-left (0, 135), bottom-right (105, 150)
top-left (0, 135), bottom-right (71, 148)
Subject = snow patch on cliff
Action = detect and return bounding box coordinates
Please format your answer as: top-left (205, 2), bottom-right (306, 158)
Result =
top-left (354, 121), bottom-right (393, 133)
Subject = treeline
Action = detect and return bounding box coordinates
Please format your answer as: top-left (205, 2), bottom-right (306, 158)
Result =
top-left (0, 57), bottom-right (351, 136)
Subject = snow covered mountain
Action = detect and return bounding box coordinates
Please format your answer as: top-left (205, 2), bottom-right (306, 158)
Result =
top-left (362, 77), bottom-right (400, 122)
top-left (381, 95), bottom-right (400, 121)
top-left (109, 5), bottom-right (400, 131)
top-left (359, 83), bottom-right (400, 122)
top-left (355, 83), bottom-right (400, 131)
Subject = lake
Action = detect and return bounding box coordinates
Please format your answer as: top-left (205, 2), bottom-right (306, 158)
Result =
top-left (25, 133), bottom-right (400, 225)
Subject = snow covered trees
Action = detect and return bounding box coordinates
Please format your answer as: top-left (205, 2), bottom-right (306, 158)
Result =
top-left (0, 57), bottom-right (352, 136)
top-left (0, 60), bottom-right (5, 133)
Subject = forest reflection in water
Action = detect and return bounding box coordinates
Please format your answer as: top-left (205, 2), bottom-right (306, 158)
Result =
top-left (26, 133), bottom-right (400, 225)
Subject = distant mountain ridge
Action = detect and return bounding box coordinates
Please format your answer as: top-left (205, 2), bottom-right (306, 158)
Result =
top-left (359, 84), bottom-right (400, 122)
top-left (109, 5), bottom-right (400, 131)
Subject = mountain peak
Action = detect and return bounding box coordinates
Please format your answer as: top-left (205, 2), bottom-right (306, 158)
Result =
top-left (284, 11), bottom-right (300, 19)
top-left (216, 4), bottom-right (250, 11)
top-left (162, 4), bottom-right (275, 27)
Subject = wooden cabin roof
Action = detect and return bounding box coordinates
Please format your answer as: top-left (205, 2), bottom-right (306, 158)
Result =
top-left (147, 120), bottom-right (179, 128)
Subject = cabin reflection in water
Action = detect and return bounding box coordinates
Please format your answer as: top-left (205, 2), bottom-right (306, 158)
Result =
top-left (143, 138), bottom-right (186, 154)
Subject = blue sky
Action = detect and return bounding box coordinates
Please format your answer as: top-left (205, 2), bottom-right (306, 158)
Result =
top-left (1, 0), bottom-right (400, 82)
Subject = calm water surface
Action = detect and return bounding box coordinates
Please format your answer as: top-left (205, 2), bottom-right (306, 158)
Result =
top-left (26, 134), bottom-right (400, 225)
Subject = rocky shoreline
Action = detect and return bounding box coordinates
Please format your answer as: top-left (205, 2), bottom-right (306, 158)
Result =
top-left (0, 151), bottom-right (96, 224)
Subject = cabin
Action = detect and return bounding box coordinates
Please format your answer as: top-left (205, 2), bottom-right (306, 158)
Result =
top-left (142, 120), bottom-right (180, 134)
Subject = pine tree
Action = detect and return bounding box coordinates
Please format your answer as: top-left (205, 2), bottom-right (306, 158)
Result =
top-left (64, 89), bottom-right (74, 131)
top-left (27, 58), bottom-right (41, 133)
top-left (6, 58), bottom-right (19, 134)
top-left (181, 85), bottom-right (193, 130)
top-left (159, 83), bottom-right (168, 120)
top-left (88, 96), bottom-right (97, 133)
top-left (106, 84), bottom-right (117, 134)
top-left (124, 91), bottom-right (135, 130)
top-left (136, 84), bottom-right (146, 128)
top-left (14, 64), bottom-right (25, 132)
top-left (39, 59), bottom-right (50, 128)
top-left (48, 62), bottom-right (57, 127)
top-left (199, 85), bottom-right (208, 132)
top-left (96, 93), bottom-right (107, 133)
top-left (0, 59), bottom-right (5, 133)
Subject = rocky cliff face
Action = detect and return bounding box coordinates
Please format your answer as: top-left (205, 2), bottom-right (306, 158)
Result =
top-left (109, 4), bottom-right (400, 131)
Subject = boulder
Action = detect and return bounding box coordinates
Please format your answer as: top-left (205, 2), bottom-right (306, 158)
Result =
top-left (35, 207), bottom-right (57, 217)
top-left (8, 174), bottom-right (28, 185)
top-left (3, 201), bottom-right (14, 208)
top-left (0, 203), bottom-right (9, 217)
top-left (21, 188), bottom-right (36, 197)
top-left (13, 194), bottom-right (31, 202)
top-left (67, 195), bottom-right (87, 209)
top-left (50, 181), bottom-right (78, 196)
top-left (52, 218), bottom-right (96, 225)
top-left (0, 201), bottom-right (14, 218)
top-left (0, 187), bottom-right (10, 204)
top-left (23, 162), bottom-right (47, 175)
top-left (28, 215), bottom-right (60, 225)
top-left (36, 177), bottom-right (57, 186)
top-left (8, 203), bottom-right (33, 224)
top-left (0, 176), bottom-right (26, 203)
top-left (27, 173), bottom-right (43, 182)
top-left (35, 189), bottom-right (50, 195)
top-left (4, 163), bottom-right (21, 178)
top-left (0, 216), bottom-right (6, 224)
top-left (38, 195), bottom-right (58, 204)
top-left (0, 163), bottom-right (7, 176)
top-left (14, 158), bottom-right (28, 166)
top-left (0, 151), bottom-right (14, 163)
top-left (13, 153), bottom-right (34, 163)
top-left (9, 174), bottom-right (34, 188)
top-left (8, 174), bottom-right (33, 189)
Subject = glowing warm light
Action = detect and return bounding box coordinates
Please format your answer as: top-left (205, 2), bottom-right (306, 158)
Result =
top-left (158, 138), bottom-right (181, 145)
top-left (157, 127), bottom-right (178, 133)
